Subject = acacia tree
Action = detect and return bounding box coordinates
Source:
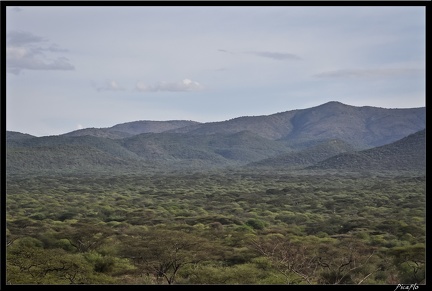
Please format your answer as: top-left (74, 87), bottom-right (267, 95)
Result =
top-left (314, 239), bottom-right (380, 284)
top-left (59, 221), bottom-right (114, 253)
top-left (118, 228), bottom-right (214, 284)
top-left (250, 236), bottom-right (381, 285)
top-left (251, 236), bottom-right (319, 284)
top-left (6, 237), bottom-right (114, 284)
top-left (387, 244), bottom-right (425, 284)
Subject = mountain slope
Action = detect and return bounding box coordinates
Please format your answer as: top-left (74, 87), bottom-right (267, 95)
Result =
top-left (5, 131), bottom-right (36, 141)
top-left (6, 145), bottom-right (149, 175)
top-left (61, 120), bottom-right (201, 138)
top-left (110, 120), bottom-right (200, 135)
top-left (120, 130), bottom-right (291, 165)
top-left (167, 112), bottom-right (298, 140)
top-left (5, 130), bottom-right (292, 175)
top-left (5, 101), bottom-right (426, 175)
top-left (283, 101), bottom-right (425, 149)
top-left (168, 101), bottom-right (425, 150)
top-left (5, 134), bottom-right (150, 175)
top-left (59, 102), bottom-right (425, 150)
top-left (308, 129), bottom-right (426, 172)
top-left (61, 128), bottom-right (133, 139)
top-left (246, 138), bottom-right (355, 169)
top-left (7, 135), bottom-right (141, 160)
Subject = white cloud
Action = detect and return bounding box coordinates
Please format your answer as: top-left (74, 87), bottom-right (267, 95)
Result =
top-left (93, 79), bottom-right (125, 92)
top-left (6, 46), bottom-right (28, 59)
top-left (135, 79), bottom-right (204, 92)
top-left (6, 30), bottom-right (75, 75)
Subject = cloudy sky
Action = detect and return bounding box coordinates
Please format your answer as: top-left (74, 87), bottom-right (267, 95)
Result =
top-left (5, 5), bottom-right (426, 137)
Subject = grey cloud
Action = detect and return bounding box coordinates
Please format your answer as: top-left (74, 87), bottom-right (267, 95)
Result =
top-left (11, 6), bottom-right (23, 12)
top-left (136, 79), bottom-right (204, 92)
top-left (246, 51), bottom-right (302, 60)
top-left (217, 49), bottom-right (235, 55)
top-left (48, 44), bottom-right (69, 53)
top-left (7, 31), bottom-right (46, 46)
top-left (6, 31), bottom-right (75, 74)
top-left (218, 49), bottom-right (301, 60)
top-left (313, 68), bottom-right (424, 78)
top-left (7, 51), bottom-right (75, 74)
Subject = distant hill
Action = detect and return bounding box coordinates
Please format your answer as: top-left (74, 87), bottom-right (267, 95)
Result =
top-left (5, 135), bottom-right (148, 175)
top-left (6, 101), bottom-right (426, 175)
top-left (6, 145), bottom-right (149, 175)
top-left (58, 101), bottom-right (425, 150)
top-left (246, 138), bottom-right (355, 169)
top-left (61, 120), bottom-right (201, 139)
top-left (61, 128), bottom-right (133, 139)
top-left (308, 129), bottom-right (426, 172)
top-left (6, 130), bottom-right (292, 175)
top-left (168, 101), bottom-right (425, 150)
top-left (7, 135), bottom-right (141, 160)
top-left (120, 130), bottom-right (290, 166)
top-left (282, 102), bottom-right (425, 149)
top-left (110, 120), bottom-right (201, 135)
top-left (5, 131), bottom-right (36, 140)
top-left (167, 112), bottom-right (298, 140)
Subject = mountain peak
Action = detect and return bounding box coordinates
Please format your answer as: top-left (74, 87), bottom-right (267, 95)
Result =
top-left (317, 101), bottom-right (349, 108)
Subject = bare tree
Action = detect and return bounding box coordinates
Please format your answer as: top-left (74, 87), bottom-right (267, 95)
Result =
top-left (119, 228), bottom-right (212, 284)
top-left (251, 237), bottom-right (319, 284)
top-left (250, 236), bottom-right (381, 285)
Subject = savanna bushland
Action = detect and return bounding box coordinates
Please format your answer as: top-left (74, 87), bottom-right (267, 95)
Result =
top-left (6, 169), bottom-right (425, 284)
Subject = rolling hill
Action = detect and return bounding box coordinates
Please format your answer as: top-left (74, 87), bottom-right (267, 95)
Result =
top-left (168, 101), bottom-right (425, 150)
top-left (307, 129), bottom-right (426, 172)
top-left (61, 120), bottom-right (201, 139)
top-left (120, 130), bottom-right (290, 164)
top-left (5, 101), bottom-right (426, 175)
top-left (246, 138), bottom-right (355, 169)
top-left (6, 130), bottom-right (292, 174)
top-left (57, 102), bottom-right (425, 151)
top-left (5, 131), bottom-right (36, 141)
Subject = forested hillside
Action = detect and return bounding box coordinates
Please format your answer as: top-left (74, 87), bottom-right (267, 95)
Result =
top-left (309, 129), bottom-right (426, 172)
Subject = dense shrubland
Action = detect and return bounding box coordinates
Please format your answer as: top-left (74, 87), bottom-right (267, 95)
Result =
top-left (5, 170), bottom-right (425, 285)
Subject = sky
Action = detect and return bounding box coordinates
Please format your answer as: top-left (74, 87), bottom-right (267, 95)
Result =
top-left (5, 4), bottom-right (426, 137)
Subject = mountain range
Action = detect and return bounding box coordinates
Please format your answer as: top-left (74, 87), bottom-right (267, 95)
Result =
top-left (5, 101), bottom-right (426, 175)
